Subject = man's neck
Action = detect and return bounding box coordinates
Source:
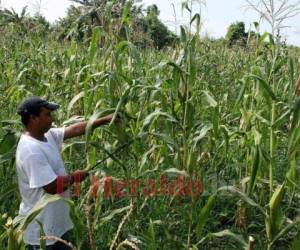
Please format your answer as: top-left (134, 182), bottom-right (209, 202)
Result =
top-left (25, 130), bottom-right (47, 142)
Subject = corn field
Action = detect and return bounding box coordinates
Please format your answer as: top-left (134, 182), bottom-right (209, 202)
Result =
top-left (1, 1), bottom-right (300, 249)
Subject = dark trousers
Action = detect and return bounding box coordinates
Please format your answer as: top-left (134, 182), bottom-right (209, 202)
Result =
top-left (25, 233), bottom-right (72, 250)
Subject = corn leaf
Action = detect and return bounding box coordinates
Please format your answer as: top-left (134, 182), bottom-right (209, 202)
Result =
top-left (0, 133), bottom-right (17, 155)
top-left (196, 195), bottom-right (216, 238)
top-left (88, 27), bottom-right (101, 64)
top-left (248, 145), bottom-right (261, 196)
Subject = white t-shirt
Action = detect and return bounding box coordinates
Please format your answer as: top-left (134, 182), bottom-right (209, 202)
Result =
top-left (16, 128), bottom-right (73, 246)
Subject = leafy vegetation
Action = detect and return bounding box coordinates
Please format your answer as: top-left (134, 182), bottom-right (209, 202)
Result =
top-left (54, 1), bottom-right (176, 48)
top-left (1, 0), bottom-right (300, 249)
top-left (226, 21), bottom-right (248, 46)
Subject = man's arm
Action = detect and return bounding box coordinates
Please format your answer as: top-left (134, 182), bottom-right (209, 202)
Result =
top-left (43, 170), bottom-right (88, 195)
top-left (64, 114), bottom-right (113, 140)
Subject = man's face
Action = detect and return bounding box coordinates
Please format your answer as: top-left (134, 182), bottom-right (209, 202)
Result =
top-left (31, 107), bottom-right (54, 133)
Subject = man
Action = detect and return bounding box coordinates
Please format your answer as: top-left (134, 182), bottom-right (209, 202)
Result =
top-left (16, 96), bottom-right (114, 250)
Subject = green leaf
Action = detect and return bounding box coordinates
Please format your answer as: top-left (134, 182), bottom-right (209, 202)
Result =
top-left (196, 195), bottom-right (216, 238)
top-left (252, 128), bottom-right (262, 145)
top-left (288, 126), bottom-right (300, 155)
top-left (67, 92), bottom-right (84, 114)
top-left (269, 184), bottom-right (285, 210)
top-left (190, 14), bottom-right (201, 34)
top-left (292, 224), bottom-right (300, 250)
top-left (167, 62), bottom-right (187, 79)
top-left (270, 216), bottom-right (300, 247)
top-left (88, 27), bottom-right (101, 64)
top-left (290, 98), bottom-right (300, 134)
top-left (0, 133), bottom-right (17, 155)
top-left (254, 113), bottom-right (271, 126)
top-left (142, 109), bottom-right (178, 130)
top-left (209, 230), bottom-right (247, 249)
top-left (121, 1), bottom-right (131, 25)
top-left (273, 110), bottom-right (290, 127)
top-left (202, 91), bottom-right (218, 107)
top-left (64, 199), bottom-right (84, 248)
top-left (163, 168), bottom-right (189, 178)
top-left (147, 219), bottom-right (156, 248)
top-left (150, 61), bottom-right (167, 71)
top-left (218, 186), bottom-right (266, 216)
top-left (100, 205), bottom-right (132, 224)
top-left (109, 87), bottom-right (131, 126)
top-left (258, 32), bottom-right (269, 46)
top-left (248, 145), bottom-right (261, 195)
top-left (14, 194), bottom-right (63, 232)
top-left (116, 41), bottom-right (131, 57)
top-left (36, 220), bottom-right (46, 250)
top-left (193, 124), bottom-right (212, 146)
top-left (16, 68), bottom-right (29, 83)
top-left (235, 79), bottom-right (247, 106)
top-left (248, 74), bottom-right (276, 101)
top-left (269, 183), bottom-right (285, 236)
top-left (180, 26), bottom-right (187, 44)
top-left (85, 108), bottom-right (115, 139)
top-left (182, 1), bottom-right (191, 13)
top-left (0, 185), bottom-right (17, 203)
top-left (150, 132), bottom-right (177, 148)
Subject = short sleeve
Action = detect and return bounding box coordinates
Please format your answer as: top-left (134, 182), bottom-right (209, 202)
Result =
top-left (22, 154), bottom-right (57, 188)
top-left (47, 128), bottom-right (65, 150)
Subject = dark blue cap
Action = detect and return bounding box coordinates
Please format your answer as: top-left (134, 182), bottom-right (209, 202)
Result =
top-left (17, 96), bottom-right (60, 115)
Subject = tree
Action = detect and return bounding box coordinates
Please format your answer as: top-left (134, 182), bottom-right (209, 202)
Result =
top-left (0, 7), bottom-right (50, 36)
top-left (54, 5), bottom-right (87, 41)
top-left (144, 4), bottom-right (177, 49)
top-left (56, 2), bottom-right (177, 49)
top-left (225, 21), bottom-right (247, 46)
top-left (59, 0), bottom-right (139, 40)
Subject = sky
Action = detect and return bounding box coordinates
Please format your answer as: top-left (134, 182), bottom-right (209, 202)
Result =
top-left (1, 0), bottom-right (300, 46)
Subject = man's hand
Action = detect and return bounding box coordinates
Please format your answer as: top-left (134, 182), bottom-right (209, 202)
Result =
top-left (43, 170), bottom-right (89, 195)
top-left (71, 170), bottom-right (89, 183)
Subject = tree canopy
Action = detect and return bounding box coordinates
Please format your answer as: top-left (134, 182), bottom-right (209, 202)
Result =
top-left (0, 1), bottom-right (177, 49)
top-left (226, 21), bottom-right (248, 46)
